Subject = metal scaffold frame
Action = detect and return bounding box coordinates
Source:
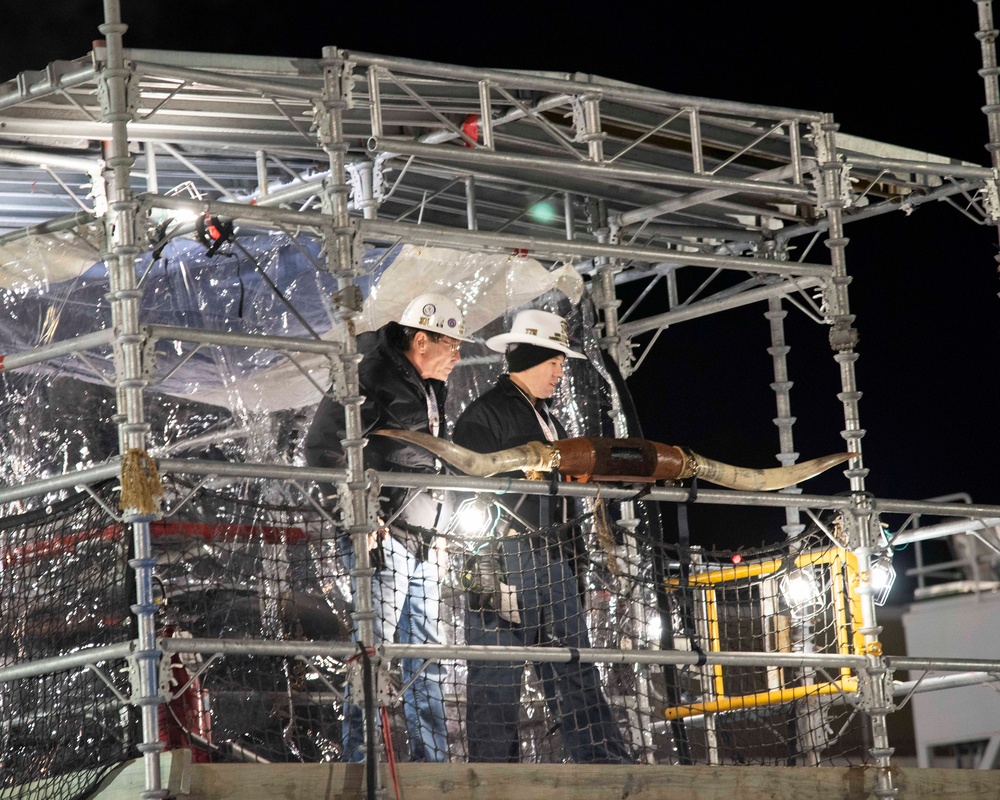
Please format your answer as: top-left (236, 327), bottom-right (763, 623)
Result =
top-left (4, 1), bottom-right (1000, 798)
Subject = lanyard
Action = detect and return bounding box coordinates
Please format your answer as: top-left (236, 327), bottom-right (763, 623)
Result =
top-left (513, 383), bottom-right (558, 442)
top-left (532, 403), bottom-right (558, 443)
top-left (423, 383), bottom-right (440, 438)
top-left (422, 383), bottom-right (443, 473)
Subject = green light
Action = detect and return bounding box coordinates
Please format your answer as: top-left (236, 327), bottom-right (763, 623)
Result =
top-left (528, 200), bottom-right (558, 224)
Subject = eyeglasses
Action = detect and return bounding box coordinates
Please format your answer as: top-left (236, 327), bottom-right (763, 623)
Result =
top-left (433, 337), bottom-right (462, 354)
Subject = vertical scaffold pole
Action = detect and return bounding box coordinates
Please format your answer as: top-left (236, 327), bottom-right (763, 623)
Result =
top-left (98, 2), bottom-right (165, 798)
top-left (764, 293), bottom-right (829, 764)
top-left (976, 0), bottom-right (1000, 169)
top-left (815, 115), bottom-right (896, 798)
top-left (319, 50), bottom-right (381, 787)
top-left (579, 93), bottom-right (626, 375)
top-left (974, 1), bottom-right (1000, 269)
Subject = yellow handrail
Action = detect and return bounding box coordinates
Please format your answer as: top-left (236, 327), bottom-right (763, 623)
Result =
top-left (663, 677), bottom-right (859, 720)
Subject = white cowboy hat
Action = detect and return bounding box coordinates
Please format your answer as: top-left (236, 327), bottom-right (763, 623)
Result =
top-left (485, 309), bottom-right (586, 359)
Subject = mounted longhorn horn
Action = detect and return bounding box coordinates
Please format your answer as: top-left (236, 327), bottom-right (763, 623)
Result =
top-left (372, 430), bottom-right (855, 492)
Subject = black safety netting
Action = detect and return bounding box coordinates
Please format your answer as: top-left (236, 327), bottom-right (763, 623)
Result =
top-left (0, 474), bottom-right (873, 794)
top-left (0, 482), bottom-right (133, 800)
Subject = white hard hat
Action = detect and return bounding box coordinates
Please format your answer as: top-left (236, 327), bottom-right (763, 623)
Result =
top-left (398, 292), bottom-right (474, 342)
top-left (485, 309), bottom-right (586, 359)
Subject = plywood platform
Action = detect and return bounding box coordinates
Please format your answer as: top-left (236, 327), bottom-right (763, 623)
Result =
top-left (85, 751), bottom-right (1000, 800)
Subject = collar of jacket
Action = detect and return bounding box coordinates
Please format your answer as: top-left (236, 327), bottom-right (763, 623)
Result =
top-left (373, 321), bottom-right (447, 398)
top-left (497, 372), bottom-right (553, 412)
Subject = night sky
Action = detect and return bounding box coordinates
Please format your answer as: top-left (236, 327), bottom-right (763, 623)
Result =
top-left (4, 4), bottom-right (999, 579)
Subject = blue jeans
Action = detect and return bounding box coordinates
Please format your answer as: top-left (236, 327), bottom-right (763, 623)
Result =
top-left (342, 532), bottom-right (448, 762)
top-left (465, 535), bottom-right (631, 763)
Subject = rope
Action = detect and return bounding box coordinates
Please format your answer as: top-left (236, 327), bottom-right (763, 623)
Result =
top-left (593, 491), bottom-right (620, 577)
top-left (381, 706), bottom-right (401, 800)
top-left (120, 449), bottom-right (163, 515)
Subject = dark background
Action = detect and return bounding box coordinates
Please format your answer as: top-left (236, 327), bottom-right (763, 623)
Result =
top-left (4, 3), bottom-right (999, 585)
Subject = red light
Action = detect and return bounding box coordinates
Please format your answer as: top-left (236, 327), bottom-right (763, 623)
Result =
top-left (731, 553), bottom-right (743, 564)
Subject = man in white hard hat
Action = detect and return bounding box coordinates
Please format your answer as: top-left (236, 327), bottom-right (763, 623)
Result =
top-left (452, 308), bottom-right (632, 764)
top-left (305, 291), bottom-right (471, 762)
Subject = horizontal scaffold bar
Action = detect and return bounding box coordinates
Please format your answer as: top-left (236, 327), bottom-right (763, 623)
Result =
top-left (159, 637), bottom-right (869, 671)
top-left (131, 60), bottom-right (322, 100)
top-left (147, 324), bottom-right (341, 355)
top-left (139, 192), bottom-right (834, 277)
top-left (617, 277), bottom-right (825, 337)
top-left (0, 461), bottom-right (120, 505)
top-left (8, 458), bottom-right (1000, 521)
top-left (0, 641), bottom-right (134, 685)
top-left (368, 136), bottom-right (814, 200)
top-left (349, 51), bottom-right (826, 123)
top-left (847, 154), bottom-right (993, 179)
top-left (358, 219), bottom-right (833, 277)
top-left (1, 329), bottom-right (115, 372)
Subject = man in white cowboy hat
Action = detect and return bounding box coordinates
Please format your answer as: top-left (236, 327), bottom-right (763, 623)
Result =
top-left (452, 308), bottom-right (632, 764)
top-left (305, 290), bottom-right (473, 763)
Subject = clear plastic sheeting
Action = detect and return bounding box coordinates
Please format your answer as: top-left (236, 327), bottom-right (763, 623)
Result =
top-left (0, 233), bottom-right (583, 493)
top-left (0, 226), bottom-right (104, 290)
top-left (0, 233), bottom-right (579, 414)
top-left (358, 246), bottom-right (584, 336)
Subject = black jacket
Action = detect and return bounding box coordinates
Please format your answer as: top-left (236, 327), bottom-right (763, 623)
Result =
top-left (304, 322), bottom-right (447, 553)
top-left (452, 374), bottom-right (583, 574)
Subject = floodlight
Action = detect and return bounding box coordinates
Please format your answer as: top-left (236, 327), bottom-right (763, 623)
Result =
top-left (869, 551), bottom-right (897, 606)
top-left (451, 494), bottom-right (499, 540)
top-left (779, 566), bottom-right (824, 620)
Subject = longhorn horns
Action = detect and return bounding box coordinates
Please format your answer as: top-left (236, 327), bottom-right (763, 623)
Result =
top-left (372, 429), bottom-right (855, 492)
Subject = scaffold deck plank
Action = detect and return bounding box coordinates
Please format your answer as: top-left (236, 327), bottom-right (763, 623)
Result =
top-left (84, 754), bottom-right (1000, 800)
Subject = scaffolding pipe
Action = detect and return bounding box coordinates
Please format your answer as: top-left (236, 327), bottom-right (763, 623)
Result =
top-left (888, 656), bottom-right (1000, 673)
top-left (6, 454), bottom-right (1000, 523)
top-left (368, 136), bottom-right (812, 199)
top-left (0, 145), bottom-right (100, 173)
top-left (814, 114), bottom-right (894, 797)
top-left (0, 62), bottom-right (97, 111)
top-left (613, 163), bottom-right (801, 228)
top-left (159, 637), bottom-right (870, 671)
top-left (146, 324), bottom-right (341, 354)
top-left (846, 154), bottom-right (993, 179)
top-left (893, 671), bottom-right (1000, 696)
top-left (891, 516), bottom-right (1000, 546)
top-left (0, 210), bottom-right (98, 246)
top-left (465, 175), bottom-right (477, 230)
top-left (151, 455), bottom-right (860, 510)
top-left (0, 329), bottom-right (115, 371)
top-left (774, 178), bottom-right (980, 244)
top-left (318, 48), bottom-right (380, 784)
top-left (0, 642), bottom-right (135, 685)
top-left (143, 190), bottom-right (833, 277)
top-left (975, 0), bottom-right (1000, 272)
top-left (350, 51), bottom-right (824, 123)
top-left (130, 59), bottom-right (320, 100)
top-left (360, 218), bottom-right (833, 278)
top-left (618, 277), bottom-right (824, 337)
top-left (97, 4), bottom-right (164, 799)
top-left (974, 0), bottom-right (1000, 170)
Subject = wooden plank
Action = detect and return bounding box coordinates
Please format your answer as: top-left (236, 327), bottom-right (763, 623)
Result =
top-left (86, 750), bottom-right (191, 799)
top-left (80, 758), bottom-right (1000, 800)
